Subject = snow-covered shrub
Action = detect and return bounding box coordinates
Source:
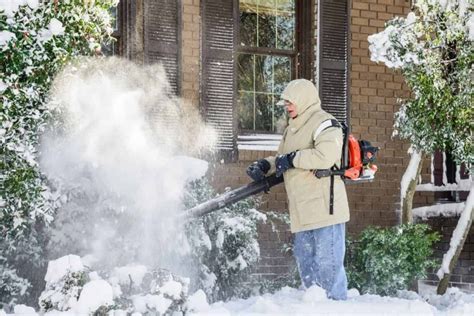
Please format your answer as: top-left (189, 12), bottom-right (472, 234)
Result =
top-left (184, 177), bottom-right (266, 302)
top-left (39, 256), bottom-right (189, 315)
top-left (0, 0), bottom-right (116, 305)
top-left (346, 224), bottom-right (440, 296)
top-left (368, 0), bottom-right (473, 168)
top-left (0, 256), bottom-right (30, 307)
top-left (111, 267), bottom-right (189, 315)
top-left (38, 255), bottom-right (89, 312)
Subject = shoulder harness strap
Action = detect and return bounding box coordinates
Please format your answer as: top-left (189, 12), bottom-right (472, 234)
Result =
top-left (313, 119), bottom-right (341, 216)
top-left (313, 119), bottom-right (341, 141)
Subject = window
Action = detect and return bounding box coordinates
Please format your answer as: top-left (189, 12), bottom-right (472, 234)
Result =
top-left (102, 6), bottom-right (120, 56)
top-left (201, 0), bottom-right (322, 158)
top-left (237, 0), bottom-right (297, 133)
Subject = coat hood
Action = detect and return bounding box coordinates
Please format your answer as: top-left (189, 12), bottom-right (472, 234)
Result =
top-left (280, 79), bottom-right (321, 114)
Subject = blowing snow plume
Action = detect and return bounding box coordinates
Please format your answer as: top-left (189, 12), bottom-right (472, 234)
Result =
top-left (40, 57), bottom-right (216, 274)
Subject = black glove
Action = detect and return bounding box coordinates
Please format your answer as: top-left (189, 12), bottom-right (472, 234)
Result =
top-left (275, 151), bottom-right (297, 177)
top-left (246, 159), bottom-right (271, 181)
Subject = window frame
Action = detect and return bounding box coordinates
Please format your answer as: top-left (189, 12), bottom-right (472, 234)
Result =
top-left (235, 0), bottom-right (313, 135)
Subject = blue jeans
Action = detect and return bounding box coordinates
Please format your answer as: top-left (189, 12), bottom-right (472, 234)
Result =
top-left (293, 223), bottom-right (348, 300)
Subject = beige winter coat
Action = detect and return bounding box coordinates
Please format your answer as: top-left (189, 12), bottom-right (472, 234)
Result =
top-left (266, 79), bottom-right (350, 233)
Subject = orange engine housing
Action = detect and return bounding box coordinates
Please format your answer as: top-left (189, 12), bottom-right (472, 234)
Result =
top-left (343, 135), bottom-right (361, 180)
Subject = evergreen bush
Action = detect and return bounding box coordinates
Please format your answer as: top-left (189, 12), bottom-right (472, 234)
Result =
top-left (346, 224), bottom-right (440, 296)
top-left (183, 177), bottom-right (266, 302)
top-left (0, 0), bottom-right (116, 307)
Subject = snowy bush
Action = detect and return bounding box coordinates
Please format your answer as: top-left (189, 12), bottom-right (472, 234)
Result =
top-left (38, 256), bottom-right (189, 315)
top-left (368, 0), bottom-right (473, 168)
top-left (184, 177), bottom-right (266, 302)
top-left (346, 224), bottom-right (440, 296)
top-left (38, 255), bottom-right (89, 312)
top-left (0, 257), bottom-right (30, 307)
top-left (111, 267), bottom-right (189, 315)
top-left (0, 0), bottom-right (116, 305)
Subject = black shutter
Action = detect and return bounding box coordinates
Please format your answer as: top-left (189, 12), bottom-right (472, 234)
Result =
top-left (201, 0), bottom-right (237, 159)
top-left (144, 0), bottom-right (181, 95)
top-left (318, 0), bottom-right (350, 124)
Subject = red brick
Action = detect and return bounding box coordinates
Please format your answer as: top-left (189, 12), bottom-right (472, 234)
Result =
top-left (352, 33), bottom-right (369, 41)
top-left (359, 72), bottom-right (377, 80)
top-left (377, 89), bottom-right (394, 97)
top-left (353, 2), bottom-right (369, 10)
top-left (352, 111), bottom-right (369, 119)
top-left (387, 6), bottom-right (404, 14)
top-left (352, 95), bottom-right (369, 103)
top-left (369, 65), bottom-right (386, 73)
top-left (352, 48), bottom-right (368, 57)
top-left (370, 19), bottom-right (386, 27)
top-left (351, 9), bottom-right (361, 17)
top-left (369, 80), bottom-right (385, 89)
top-left (361, 10), bottom-right (377, 19)
top-left (377, 104), bottom-right (393, 112)
top-left (369, 111), bottom-right (386, 119)
top-left (386, 82), bottom-right (402, 90)
top-left (369, 4), bottom-right (386, 12)
top-left (353, 79), bottom-right (369, 87)
top-left (361, 87), bottom-right (377, 95)
top-left (352, 64), bottom-right (368, 72)
top-left (377, 73), bottom-right (393, 81)
top-left (360, 26), bottom-right (378, 34)
top-left (360, 118), bottom-right (377, 126)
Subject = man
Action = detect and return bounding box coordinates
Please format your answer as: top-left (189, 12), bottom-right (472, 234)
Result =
top-left (246, 79), bottom-right (350, 300)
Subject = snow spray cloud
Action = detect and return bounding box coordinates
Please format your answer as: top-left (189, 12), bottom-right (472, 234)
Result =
top-left (40, 57), bottom-right (216, 274)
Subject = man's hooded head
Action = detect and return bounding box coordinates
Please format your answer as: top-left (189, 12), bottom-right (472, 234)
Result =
top-left (278, 79), bottom-right (321, 116)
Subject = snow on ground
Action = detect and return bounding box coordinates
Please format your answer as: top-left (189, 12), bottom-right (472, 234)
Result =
top-left (4, 284), bottom-right (474, 315)
top-left (187, 286), bottom-right (474, 316)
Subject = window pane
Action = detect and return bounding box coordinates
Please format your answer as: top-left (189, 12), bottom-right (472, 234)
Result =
top-left (238, 54), bottom-right (291, 132)
top-left (110, 6), bottom-right (118, 31)
top-left (274, 95), bottom-right (287, 128)
top-left (276, 10), bottom-right (295, 50)
top-left (257, 0), bottom-right (276, 48)
top-left (273, 56), bottom-right (291, 93)
top-left (240, 4), bottom-right (257, 47)
top-left (240, 0), bottom-right (295, 50)
top-left (238, 91), bottom-right (255, 130)
top-left (238, 54), bottom-right (255, 91)
top-left (276, 0), bottom-right (294, 12)
top-left (254, 55), bottom-right (273, 93)
top-left (255, 93), bottom-right (273, 131)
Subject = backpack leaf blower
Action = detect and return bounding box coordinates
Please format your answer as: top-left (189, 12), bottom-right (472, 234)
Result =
top-left (185, 122), bottom-right (379, 219)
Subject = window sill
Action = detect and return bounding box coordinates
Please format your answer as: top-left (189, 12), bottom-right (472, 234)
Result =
top-left (237, 134), bottom-right (282, 151)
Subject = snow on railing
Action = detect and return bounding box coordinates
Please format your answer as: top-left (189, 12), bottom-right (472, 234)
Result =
top-left (413, 154), bottom-right (472, 219)
top-left (413, 202), bottom-right (466, 219)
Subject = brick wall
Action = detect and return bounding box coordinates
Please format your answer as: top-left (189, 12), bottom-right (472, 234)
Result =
top-left (181, 0), bottom-right (201, 105)
top-left (348, 0), bottom-right (414, 234)
top-left (419, 217), bottom-right (474, 292)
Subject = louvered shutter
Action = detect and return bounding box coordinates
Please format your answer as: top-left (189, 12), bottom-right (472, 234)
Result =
top-left (318, 0), bottom-right (349, 124)
top-left (202, 0), bottom-right (237, 159)
top-left (144, 0), bottom-right (181, 95)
